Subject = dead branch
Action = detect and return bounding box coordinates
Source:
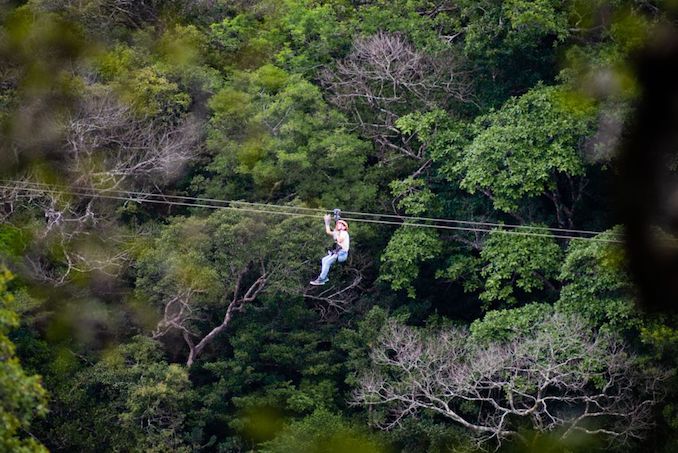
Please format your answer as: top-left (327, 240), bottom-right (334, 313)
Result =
top-left (64, 91), bottom-right (202, 190)
top-left (354, 314), bottom-right (669, 447)
top-left (1, 87), bottom-right (202, 284)
top-left (321, 32), bottom-right (473, 160)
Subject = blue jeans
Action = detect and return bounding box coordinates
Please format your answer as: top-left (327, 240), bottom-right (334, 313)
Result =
top-left (319, 250), bottom-right (348, 280)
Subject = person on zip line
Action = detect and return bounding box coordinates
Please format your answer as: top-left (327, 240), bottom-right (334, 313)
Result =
top-left (310, 214), bottom-right (349, 286)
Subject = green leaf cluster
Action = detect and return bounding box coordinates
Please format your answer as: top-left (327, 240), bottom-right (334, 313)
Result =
top-left (0, 269), bottom-right (48, 453)
top-left (380, 228), bottom-right (442, 298)
top-left (57, 336), bottom-right (194, 451)
top-left (478, 230), bottom-right (562, 305)
top-left (556, 228), bottom-right (638, 330)
top-left (444, 84), bottom-right (595, 212)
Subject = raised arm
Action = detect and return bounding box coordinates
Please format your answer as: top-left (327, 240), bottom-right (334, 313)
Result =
top-left (323, 214), bottom-right (334, 236)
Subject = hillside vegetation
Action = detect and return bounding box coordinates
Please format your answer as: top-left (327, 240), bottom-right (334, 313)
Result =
top-left (0, 1), bottom-right (677, 451)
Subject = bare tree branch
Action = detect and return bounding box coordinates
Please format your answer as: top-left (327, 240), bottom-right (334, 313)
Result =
top-left (321, 32), bottom-right (473, 160)
top-left (1, 88), bottom-right (203, 284)
top-left (354, 314), bottom-right (669, 447)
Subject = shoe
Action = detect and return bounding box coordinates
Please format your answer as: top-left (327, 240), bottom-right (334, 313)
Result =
top-left (309, 278), bottom-right (328, 286)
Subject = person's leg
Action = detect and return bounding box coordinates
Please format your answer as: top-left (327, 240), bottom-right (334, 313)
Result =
top-left (319, 253), bottom-right (338, 281)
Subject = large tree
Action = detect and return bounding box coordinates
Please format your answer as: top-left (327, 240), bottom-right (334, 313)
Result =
top-left (435, 84), bottom-right (597, 227)
top-left (355, 313), bottom-right (667, 447)
top-left (137, 210), bottom-right (341, 366)
top-left (322, 31), bottom-right (472, 164)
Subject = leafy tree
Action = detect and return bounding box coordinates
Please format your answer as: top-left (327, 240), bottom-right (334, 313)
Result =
top-left (209, 10), bottom-right (274, 70)
top-left (202, 66), bottom-right (375, 207)
top-left (187, 295), bottom-right (350, 450)
top-left (355, 313), bottom-right (668, 448)
top-left (260, 408), bottom-right (385, 453)
top-left (336, 306), bottom-right (393, 387)
top-left (116, 66), bottom-right (192, 120)
top-left (461, 0), bottom-right (570, 60)
top-left (389, 176), bottom-right (437, 216)
top-left (379, 227), bottom-right (442, 298)
top-left (469, 302), bottom-right (553, 343)
top-left (437, 229), bottom-right (562, 309)
top-left (270, 0), bottom-right (354, 75)
top-left (436, 253), bottom-right (484, 295)
top-left (438, 84), bottom-right (597, 226)
top-left (0, 269), bottom-right (48, 453)
top-left (556, 229), bottom-right (638, 331)
top-left (56, 336), bottom-right (194, 452)
top-left (457, 0), bottom-right (571, 105)
top-left (477, 230), bottom-right (562, 306)
top-left (136, 210), bottom-right (322, 366)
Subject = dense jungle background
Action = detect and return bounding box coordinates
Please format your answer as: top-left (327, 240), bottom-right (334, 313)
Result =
top-left (1, 0), bottom-right (678, 451)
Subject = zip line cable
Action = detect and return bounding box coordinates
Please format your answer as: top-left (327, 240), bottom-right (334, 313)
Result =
top-left (2, 179), bottom-right (623, 240)
top-left (1, 183), bottom-right (622, 242)
top-left (5, 179), bottom-right (621, 238)
top-left (3, 184), bottom-right (620, 242)
top-left (1, 183), bottom-right (623, 243)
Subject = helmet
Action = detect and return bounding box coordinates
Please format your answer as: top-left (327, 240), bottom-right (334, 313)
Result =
top-left (336, 220), bottom-right (349, 230)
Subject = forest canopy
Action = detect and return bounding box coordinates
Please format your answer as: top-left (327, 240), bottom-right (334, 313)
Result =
top-left (1, 0), bottom-right (677, 452)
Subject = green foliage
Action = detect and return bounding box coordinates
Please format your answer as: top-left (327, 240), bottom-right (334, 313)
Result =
top-left (470, 303), bottom-right (553, 343)
top-left (380, 227), bottom-right (442, 298)
top-left (436, 254), bottom-right (484, 294)
top-left (608, 6), bottom-right (653, 53)
top-left (336, 306), bottom-right (393, 387)
top-left (438, 230), bottom-right (561, 308)
top-left (135, 215), bottom-right (222, 303)
top-left (209, 12), bottom-right (271, 69)
top-left (640, 321), bottom-right (678, 358)
top-left (116, 66), bottom-right (191, 119)
top-left (556, 228), bottom-right (638, 330)
top-left (203, 67), bottom-right (375, 207)
top-left (389, 177), bottom-right (436, 216)
top-left (445, 84), bottom-right (596, 212)
top-left (135, 211), bottom-right (320, 316)
top-left (94, 44), bottom-right (138, 81)
top-left (2, 0), bottom-right (676, 451)
top-left (272, 0), bottom-right (353, 74)
top-left (478, 230), bottom-right (562, 306)
top-left (383, 416), bottom-right (475, 453)
top-left (353, 0), bottom-right (462, 52)
top-left (254, 64), bottom-right (290, 92)
top-left (189, 296), bottom-right (347, 450)
top-left (156, 24), bottom-right (206, 68)
top-left (208, 85), bottom-right (253, 133)
top-left (0, 269), bottom-right (48, 453)
top-left (58, 336), bottom-right (194, 452)
top-left (119, 363), bottom-right (193, 453)
top-left (396, 109), bottom-right (449, 139)
top-left (261, 408), bottom-right (386, 453)
top-left (453, 0), bottom-right (570, 104)
top-left (0, 224), bottom-right (29, 257)
top-left (462, 0), bottom-right (570, 58)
